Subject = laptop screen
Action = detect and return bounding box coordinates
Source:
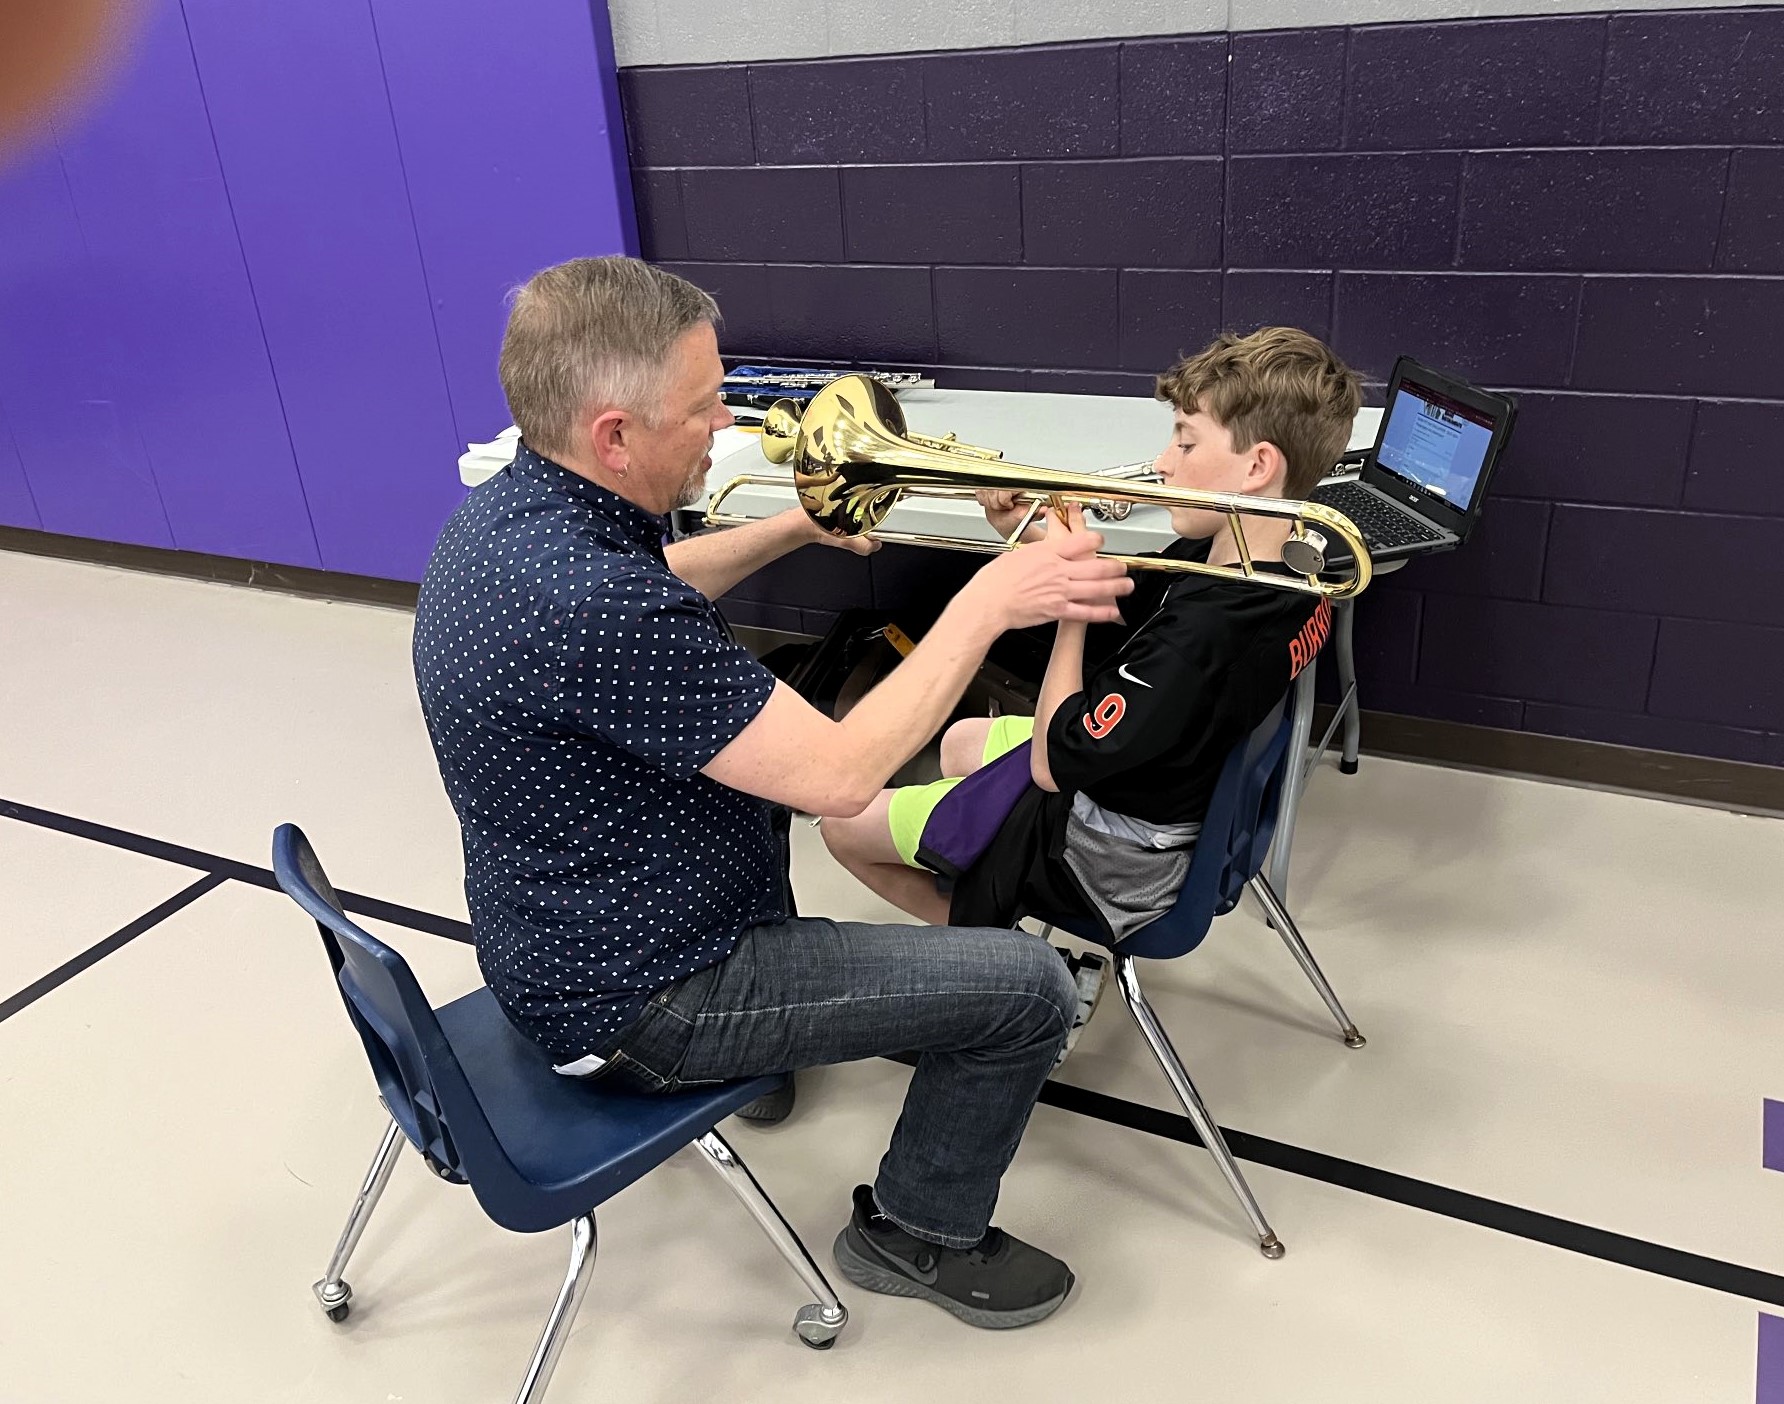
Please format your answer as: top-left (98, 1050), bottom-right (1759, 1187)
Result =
top-left (1373, 376), bottom-right (1499, 514)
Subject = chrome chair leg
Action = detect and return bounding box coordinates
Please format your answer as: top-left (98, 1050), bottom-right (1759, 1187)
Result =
top-left (695, 1128), bottom-right (848, 1349)
top-left (1248, 875), bottom-right (1365, 1049)
top-left (1112, 956), bottom-right (1284, 1259)
top-left (1265, 664), bottom-right (1319, 901)
top-left (1334, 599), bottom-right (1361, 774)
top-left (313, 1117), bottom-right (405, 1320)
top-left (513, 1214), bottom-right (598, 1404)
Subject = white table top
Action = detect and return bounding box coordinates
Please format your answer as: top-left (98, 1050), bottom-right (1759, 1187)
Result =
top-left (458, 387), bottom-right (1384, 556)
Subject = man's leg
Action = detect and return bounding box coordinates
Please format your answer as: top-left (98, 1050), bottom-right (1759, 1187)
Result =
top-left (699, 918), bottom-right (1077, 1323)
top-left (678, 918), bottom-right (1076, 1237)
top-left (619, 916), bottom-right (1077, 1324)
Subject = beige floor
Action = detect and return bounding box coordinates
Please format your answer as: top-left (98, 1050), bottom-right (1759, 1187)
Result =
top-left (1, 547), bottom-right (1781, 1403)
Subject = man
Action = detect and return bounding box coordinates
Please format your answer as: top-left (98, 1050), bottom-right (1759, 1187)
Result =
top-left (823, 328), bottom-right (1360, 954)
top-left (413, 256), bottom-right (1133, 1329)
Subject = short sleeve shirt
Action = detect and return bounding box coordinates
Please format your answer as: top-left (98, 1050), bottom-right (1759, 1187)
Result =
top-left (413, 443), bottom-right (784, 1061)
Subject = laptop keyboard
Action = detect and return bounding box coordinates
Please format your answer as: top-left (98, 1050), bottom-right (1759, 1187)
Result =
top-left (1310, 481), bottom-right (1447, 551)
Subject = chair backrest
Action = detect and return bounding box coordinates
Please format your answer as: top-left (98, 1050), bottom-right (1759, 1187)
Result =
top-left (271, 823), bottom-right (510, 1190)
top-left (1112, 688), bottom-right (1296, 961)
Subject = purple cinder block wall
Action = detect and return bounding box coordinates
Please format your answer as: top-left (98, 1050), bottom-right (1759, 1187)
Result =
top-left (621, 9), bottom-right (1784, 769)
top-left (0, 0), bottom-right (636, 582)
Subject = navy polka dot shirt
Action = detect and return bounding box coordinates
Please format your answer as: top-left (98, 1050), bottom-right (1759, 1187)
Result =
top-left (413, 443), bottom-right (784, 1061)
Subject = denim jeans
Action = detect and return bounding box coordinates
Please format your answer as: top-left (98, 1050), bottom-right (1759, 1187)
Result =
top-left (583, 916), bottom-right (1077, 1248)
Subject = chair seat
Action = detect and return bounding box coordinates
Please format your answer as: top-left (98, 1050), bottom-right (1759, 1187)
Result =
top-left (434, 988), bottom-right (783, 1230)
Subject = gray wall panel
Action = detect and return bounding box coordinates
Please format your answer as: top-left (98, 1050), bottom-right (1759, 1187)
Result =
top-left (618, 0), bottom-right (1755, 65)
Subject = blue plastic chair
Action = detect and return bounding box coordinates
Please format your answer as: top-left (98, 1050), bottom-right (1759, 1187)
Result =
top-left (1033, 688), bottom-right (1364, 1260)
top-left (271, 824), bottom-right (847, 1404)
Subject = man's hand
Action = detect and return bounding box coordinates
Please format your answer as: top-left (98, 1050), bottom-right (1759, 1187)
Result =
top-left (964, 504), bottom-right (1131, 630)
top-left (785, 507), bottom-right (879, 556)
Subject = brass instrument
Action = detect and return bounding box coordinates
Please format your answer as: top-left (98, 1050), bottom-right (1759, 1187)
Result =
top-left (705, 374), bottom-right (1371, 599)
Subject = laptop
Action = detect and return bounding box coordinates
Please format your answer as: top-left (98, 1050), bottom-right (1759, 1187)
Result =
top-left (1311, 357), bottom-right (1518, 562)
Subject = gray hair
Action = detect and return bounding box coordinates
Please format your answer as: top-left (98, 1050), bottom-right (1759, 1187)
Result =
top-left (498, 256), bottom-right (720, 459)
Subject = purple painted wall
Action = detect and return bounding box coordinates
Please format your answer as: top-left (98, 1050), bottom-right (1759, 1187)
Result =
top-left (0, 0), bottom-right (635, 581)
top-left (621, 9), bottom-right (1784, 768)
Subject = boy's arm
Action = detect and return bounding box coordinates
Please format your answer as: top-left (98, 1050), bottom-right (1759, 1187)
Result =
top-left (1031, 621), bottom-right (1088, 791)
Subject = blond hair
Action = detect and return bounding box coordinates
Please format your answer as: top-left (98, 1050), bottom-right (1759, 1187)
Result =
top-left (1155, 327), bottom-right (1361, 498)
top-left (499, 256), bottom-right (719, 459)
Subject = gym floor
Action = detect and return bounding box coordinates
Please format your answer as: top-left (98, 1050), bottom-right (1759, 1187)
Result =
top-left (4, 546), bottom-right (1782, 1403)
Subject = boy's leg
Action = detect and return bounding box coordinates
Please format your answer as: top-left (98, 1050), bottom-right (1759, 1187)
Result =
top-left (821, 789), bottom-right (953, 924)
top-left (659, 917), bottom-right (1078, 1246)
top-left (822, 714), bottom-right (1040, 925)
top-left (939, 715), bottom-right (997, 777)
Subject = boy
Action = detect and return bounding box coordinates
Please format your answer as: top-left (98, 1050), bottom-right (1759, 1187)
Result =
top-left (823, 327), bottom-right (1361, 969)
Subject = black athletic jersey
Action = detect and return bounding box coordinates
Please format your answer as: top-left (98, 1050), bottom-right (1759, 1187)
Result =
top-left (1047, 537), bottom-right (1328, 825)
top-left (949, 536), bottom-right (1332, 932)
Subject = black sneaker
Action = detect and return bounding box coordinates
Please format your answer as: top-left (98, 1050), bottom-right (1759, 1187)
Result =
top-left (832, 1185), bottom-right (1074, 1329)
top-left (733, 1072), bottom-right (795, 1125)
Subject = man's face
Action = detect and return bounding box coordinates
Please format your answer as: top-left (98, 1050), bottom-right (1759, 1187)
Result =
top-left (631, 322), bottom-right (734, 514)
top-left (1152, 408), bottom-right (1258, 540)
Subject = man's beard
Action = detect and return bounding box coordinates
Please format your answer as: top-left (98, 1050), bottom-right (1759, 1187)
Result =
top-left (674, 457), bottom-right (709, 511)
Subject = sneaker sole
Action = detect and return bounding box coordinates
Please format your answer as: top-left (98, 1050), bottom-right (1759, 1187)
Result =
top-left (832, 1230), bottom-right (1073, 1330)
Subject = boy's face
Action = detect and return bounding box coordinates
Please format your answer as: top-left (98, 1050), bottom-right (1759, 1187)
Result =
top-left (1153, 407), bottom-right (1278, 540)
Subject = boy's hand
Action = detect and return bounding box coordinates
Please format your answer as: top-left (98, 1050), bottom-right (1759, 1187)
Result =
top-left (1044, 500), bottom-right (1086, 541)
top-left (977, 489), bottom-right (1044, 543)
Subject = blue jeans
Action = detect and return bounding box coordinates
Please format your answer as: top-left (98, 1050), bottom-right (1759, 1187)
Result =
top-left (584, 917), bottom-right (1077, 1247)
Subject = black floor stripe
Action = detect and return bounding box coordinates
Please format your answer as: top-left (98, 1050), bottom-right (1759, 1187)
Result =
top-left (1034, 1077), bottom-right (1784, 1309)
top-left (0, 873), bottom-right (227, 1023)
top-left (0, 799), bottom-right (472, 943)
top-left (11, 795), bottom-right (1784, 1309)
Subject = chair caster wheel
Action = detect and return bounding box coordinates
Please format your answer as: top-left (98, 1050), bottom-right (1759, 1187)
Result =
top-left (794, 1302), bottom-right (846, 1349)
top-left (314, 1278), bottom-right (353, 1322)
top-left (1340, 759), bottom-right (1359, 776)
top-left (1259, 1235), bottom-right (1285, 1260)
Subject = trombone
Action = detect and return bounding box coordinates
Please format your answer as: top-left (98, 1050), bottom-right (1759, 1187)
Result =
top-left (704, 374), bottom-right (1372, 600)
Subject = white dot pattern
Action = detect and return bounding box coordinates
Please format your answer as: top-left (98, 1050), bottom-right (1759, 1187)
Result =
top-left (413, 442), bottom-right (783, 1060)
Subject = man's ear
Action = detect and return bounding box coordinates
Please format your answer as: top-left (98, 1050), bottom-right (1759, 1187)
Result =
top-left (588, 408), bottom-right (631, 475)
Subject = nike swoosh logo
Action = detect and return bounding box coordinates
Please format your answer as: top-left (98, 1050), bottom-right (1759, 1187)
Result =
top-left (859, 1230), bottom-right (939, 1285)
top-left (1117, 664), bottom-right (1152, 689)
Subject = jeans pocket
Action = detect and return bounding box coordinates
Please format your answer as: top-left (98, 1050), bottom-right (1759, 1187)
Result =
top-left (596, 1048), bottom-right (679, 1094)
top-left (606, 995), bottom-right (702, 1093)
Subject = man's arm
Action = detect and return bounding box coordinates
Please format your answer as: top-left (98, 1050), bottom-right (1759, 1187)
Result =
top-left (702, 525), bottom-right (1133, 815)
top-left (664, 508), bottom-right (872, 600)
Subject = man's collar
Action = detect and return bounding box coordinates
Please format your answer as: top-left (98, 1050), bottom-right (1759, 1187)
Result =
top-left (511, 441), bottom-right (667, 548)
